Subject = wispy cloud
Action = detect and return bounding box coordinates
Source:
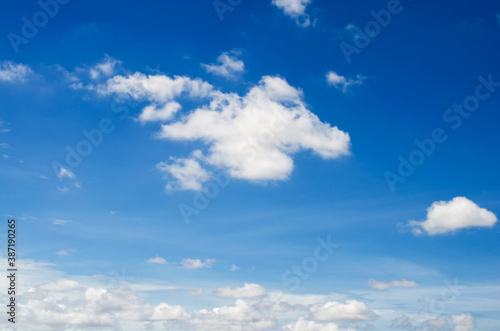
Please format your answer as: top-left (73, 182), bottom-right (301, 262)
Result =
top-left (369, 279), bottom-right (419, 290)
top-left (180, 258), bottom-right (215, 269)
top-left (147, 257), bottom-right (167, 264)
top-left (202, 50), bottom-right (245, 79)
top-left (53, 219), bottom-right (73, 225)
top-left (57, 167), bottom-right (76, 179)
top-left (326, 71), bottom-right (366, 93)
top-left (0, 61), bottom-right (33, 83)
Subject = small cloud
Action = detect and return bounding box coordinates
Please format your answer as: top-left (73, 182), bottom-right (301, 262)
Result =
top-left (89, 54), bottom-right (122, 80)
top-left (213, 283), bottom-right (267, 299)
top-left (53, 219), bottom-right (73, 225)
top-left (180, 258), bottom-right (215, 269)
top-left (73, 182), bottom-right (81, 189)
top-left (230, 264), bottom-right (240, 271)
top-left (0, 120), bottom-right (11, 133)
top-left (1, 154), bottom-right (8, 159)
top-left (157, 152), bottom-right (211, 192)
top-left (57, 186), bottom-right (69, 193)
top-left (326, 71), bottom-right (366, 93)
top-left (202, 50), bottom-right (245, 79)
top-left (0, 143), bottom-right (10, 148)
top-left (147, 257), bottom-right (167, 264)
top-left (369, 279), bottom-right (419, 290)
top-left (57, 167), bottom-right (76, 179)
top-left (55, 250), bottom-right (72, 256)
top-left (272, 0), bottom-right (312, 27)
top-left (138, 101), bottom-right (182, 123)
top-left (0, 61), bottom-right (33, 83)
top-left (407, 197), bottom-right (497, 236)
top-left (110, 210), bottom-right (118, 215)
top-left (39, 175), bottom-right (49, 179)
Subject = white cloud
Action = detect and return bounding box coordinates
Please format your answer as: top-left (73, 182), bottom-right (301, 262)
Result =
top-left (53, 219), bottom-right (73, 225)
top-left (283, 317), bottom-right (357, 331)
top-left (408, 197), bottom-right (498, 235)
top-left (157, 153), bottom-right (211, 192)
top-left (202, 50), bottom-right (245, 79)
top-left (98, 72), bottom-right (213, 103)
top-left (214, 283), bottom-right (267, 299)
top-left (157, 76), bottom-right (350, 187)
top-left (0, 120), bottom-right (11, 133)
top-left (89, 55), bottom-right (121, 80)
top-left (147, 257), bottom-right (167, 264)
top-left (368, 279), bottom-right (419, 290)
top-left (39, 279), bottom-right (81, 292)
top-left (150, 303), bottom-right (190, 320)
top-left (57, 186), bottom-right (69, 193)
top-left (57, 167), bottom-right (76, 179)
top-left (0, 61), bottom-right (33, 83)
top-left (272, 0), bottom-right (312, 27)
top-left (326, 71), bottom-right (366, 93)
top-left (231, 264), bottom-right (240, 271)
top-left (311, 300), bottom-right (376, 322)
top-left (55, 250), bottom-right (71, 256)
top-left (138, 101), bottom-right (182, 123)
top-left (85, 63), bottom-right (350, 191)
top-left (452, 314), bottom-right (474, 331)
top-left (180, 258), bottom-right (215, 269)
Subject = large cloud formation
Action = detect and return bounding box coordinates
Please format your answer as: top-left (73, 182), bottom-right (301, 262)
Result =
top-left (95, 64), bottom-right (350, 191)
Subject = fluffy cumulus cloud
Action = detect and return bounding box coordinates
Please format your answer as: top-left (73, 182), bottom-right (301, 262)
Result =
top-left (0, 60), bottom-right (33, 83)
top-left (326, 71), bottom-right (366, 93)
top-left (272, 0), bottom-right (313, 27)
top-left (368, 279), bottom-right (419, 290)
top-left (283, 317), bottom-right (357, 331)
top-left (202, 50), bottom-right (245, 79)
top-left (451, 314), bottom-right (474, 331)
top-left (214, 283), bottom-right (267, 299)
top-left (408, 197), bottom-right (498, 235)
top-left (94, 67), bottom-right (350, 191)
top-left (311, 300), bottom-right (377, 322)
top-left (157, 152), bottom-right (211, 192)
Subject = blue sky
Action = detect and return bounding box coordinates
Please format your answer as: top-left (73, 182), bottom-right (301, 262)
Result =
top-left (1, 0), bottom-right (500, 330)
